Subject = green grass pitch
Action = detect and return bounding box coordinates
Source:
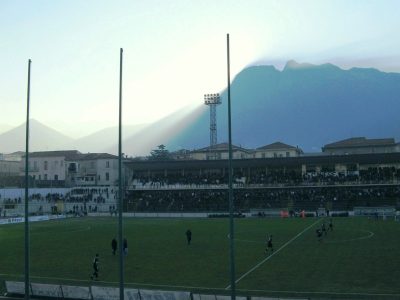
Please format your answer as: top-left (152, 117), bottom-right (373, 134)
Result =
top-left (1, 216), bottom-right (399, 299)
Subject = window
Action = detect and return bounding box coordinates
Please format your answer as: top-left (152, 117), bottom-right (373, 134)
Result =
top-left (54, 175), bottom-right (58, 180)
top-left (44, 161), bottom-right (48, 170)
top-left (106, 172), bottom-right (110, 181)
top-left (98, 175), bottom-right (101, 181)
top-left (44, 174), bottom-right (48, 180)
top-left (106, 161), bottom-right (110, 168)
top-left (273, 153), bottom-right (277, 158)
top-left (68, 163), bottom-right (77, 172)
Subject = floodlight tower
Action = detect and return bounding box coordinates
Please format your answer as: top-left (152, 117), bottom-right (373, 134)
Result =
top-left (204, 93), bottom-right (221, 149)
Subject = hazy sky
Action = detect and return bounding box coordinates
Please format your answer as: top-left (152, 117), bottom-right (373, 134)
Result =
top-left (1, 0), bottom-right (400, 137)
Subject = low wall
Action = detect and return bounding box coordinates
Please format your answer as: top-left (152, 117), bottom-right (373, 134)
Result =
top-left (88, 212), bottom-right (253, 218)
top-left (6, 281), bottom-right (306, 300)
top-left (0, 214), bottom-right (66, 225)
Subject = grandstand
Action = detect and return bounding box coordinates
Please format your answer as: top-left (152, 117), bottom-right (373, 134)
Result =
top-left (2, 152), bottom-right (400, 217)
top-left (0, 187), bottom-right (117, 217)
top-left (126, 185), bottom-right (400, 213)
top-left (1, 151), bottom-right (400, 300)
top-left (124, 152), bottom-right (400, 215)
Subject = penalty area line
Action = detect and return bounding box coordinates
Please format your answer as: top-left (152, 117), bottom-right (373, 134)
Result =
top-left (225, 218), bottom-right (321, 290)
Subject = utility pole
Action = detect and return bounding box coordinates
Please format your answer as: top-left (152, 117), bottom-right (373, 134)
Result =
top-left (24, 59), bottom-right (32, 300)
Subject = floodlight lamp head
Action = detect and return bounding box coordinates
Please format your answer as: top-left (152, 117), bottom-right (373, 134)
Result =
top-left (204, 92), bottom-right (221, 105)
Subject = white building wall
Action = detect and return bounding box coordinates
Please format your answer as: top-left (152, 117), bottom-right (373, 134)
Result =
top-left (323, 145), bottom-right (398, 155)
top-left (97, 159), bottom-right (118, 185)
top-left (0, 161), bottom-right (20, 175)
top-left (254, 149), bottom-right (298, 158)
top-left (221, 151), bottom-right (249, 159)
top-left (190, 150), bottom-right (249, 160)
top-left (20, 156), bottom-right (67, 181)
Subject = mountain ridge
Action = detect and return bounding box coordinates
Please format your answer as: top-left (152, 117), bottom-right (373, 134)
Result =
top-left (0, 119), bottom-right (75, 153)
top-left (1, 61), bottom-right (399, 155)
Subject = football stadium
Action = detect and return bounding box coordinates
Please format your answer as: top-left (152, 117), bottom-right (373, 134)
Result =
top-left (2, 4), bottom-right (400, 298)
top-left (1, 146), bottom-right (400, 299)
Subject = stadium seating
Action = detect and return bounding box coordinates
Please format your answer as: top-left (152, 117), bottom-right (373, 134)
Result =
top-left (130, 166), bottom-right (400, 188)
top-left (127, 185), bottom-right (400, 213)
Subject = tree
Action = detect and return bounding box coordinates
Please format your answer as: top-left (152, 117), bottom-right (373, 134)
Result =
top-left (149, 144), bottom-right (171, 160)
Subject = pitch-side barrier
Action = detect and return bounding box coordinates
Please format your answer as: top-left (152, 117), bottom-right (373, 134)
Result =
top-left (5, 281), bottom-right (307, 300)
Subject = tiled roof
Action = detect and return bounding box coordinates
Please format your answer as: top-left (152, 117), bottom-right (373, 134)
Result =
top-left (257, 142), bottom-right (298, 150)
top-left (323, 137), bottom-right (396, 149)
top-left (27, 150), bottom-right (80, 159)
top-left (8, 151), bottom-right (25, 155)
top-left (193, 143), bottom-right (251, 153)
top-left (66, 153), bottom-right (118, 161)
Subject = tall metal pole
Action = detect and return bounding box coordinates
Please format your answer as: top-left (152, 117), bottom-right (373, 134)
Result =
top-left (118, 48), bottom-right (125, 300)
top-left (204, 93), bottom-right (221, 159)
top-left (226, 34), bottom-right (236, 299)
top-left (24, 59), bottom-right (32, 300)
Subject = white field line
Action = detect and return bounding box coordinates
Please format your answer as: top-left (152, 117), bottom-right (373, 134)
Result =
top-left (1, 273), bottom-right (400, 298)
top-left (324, 229), bottom-right (374, 243)
top-left (225, 218), bottom-right (321, 290)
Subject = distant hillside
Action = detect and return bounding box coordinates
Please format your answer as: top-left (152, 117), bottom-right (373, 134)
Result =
top-left (0, 119), bottom-right (75, 153)
top-left (0, 123), bottom-right (12, 135)
top-left (72, 123), bottom-right (148, 154)
top-left (105, 105), bottom-right (204, 156)
top-left (166, 60), bottom-right (400, 152)
top-left (2, 61), bottom-right (399, 156)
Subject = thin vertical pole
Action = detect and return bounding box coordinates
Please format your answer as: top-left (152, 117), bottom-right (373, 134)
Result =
top-left (118, 48), bottom-right (124, 300)
top-left (24, 59), bottom-right (31, 300)
top-left (226, 34), bottom-right (236, 300)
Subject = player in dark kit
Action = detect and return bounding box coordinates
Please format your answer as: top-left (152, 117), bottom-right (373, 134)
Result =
top-left (123, 238), bottom-right (128, 256)
top-left (328, 219), bottom-right (333, 231)
top-left (321, 222), bottom-right (327, 236)
top-left (111, 237), bottom-right (117, 255)
top-left (316, 229), bottom-right (323, 242)
top-left (186, 229), bottom-right (192, 245)
top-left (90, 254), bottom-right (99, 280)
top-left (265, 235), bottom-right (273, 254)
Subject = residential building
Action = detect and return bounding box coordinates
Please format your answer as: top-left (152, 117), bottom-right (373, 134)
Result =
top-left (255, 142), bottom-right (303, 158)
top-left (170, 149), bottom-right (191, 160)
top-left (0, 160), bottom-right (20, 176)
top-left (3, 151), bottom-right (25, 161)
top-left (66, 153), bottom-right (118, 186)
top-left (322, 137), bottom-right (400, 155)
top-left (189, 143), bottom-right (252, 160)
top-left (20, 150), bottom-right (80, 187)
